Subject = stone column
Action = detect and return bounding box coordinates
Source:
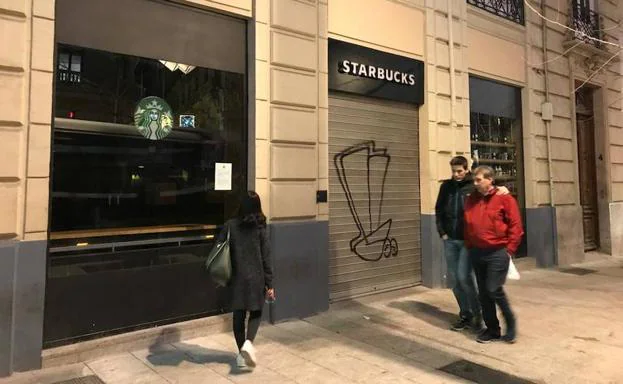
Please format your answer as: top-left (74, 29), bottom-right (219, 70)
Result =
top-left (255, 0), bottom-right (330, 321)
top-left (421, 0), bottom-right (470, 288)
top-left (0, 0), bottom-right (55, 376)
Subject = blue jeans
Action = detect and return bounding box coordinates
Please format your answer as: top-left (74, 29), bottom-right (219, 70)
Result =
top-left (444, 239), bottom-right (481, 320)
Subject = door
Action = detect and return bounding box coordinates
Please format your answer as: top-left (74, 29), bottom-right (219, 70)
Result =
top-left (576, 89), bottom-right (599, 251)
top-left (328, 94), bottom-right (421, 301)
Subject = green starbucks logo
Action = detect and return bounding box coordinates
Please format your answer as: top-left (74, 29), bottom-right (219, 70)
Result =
top-left (134, 96), bottom-right (174, 140)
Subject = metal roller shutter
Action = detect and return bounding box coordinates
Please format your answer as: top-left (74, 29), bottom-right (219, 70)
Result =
top-left (329, 93), bottom-right (421, 301)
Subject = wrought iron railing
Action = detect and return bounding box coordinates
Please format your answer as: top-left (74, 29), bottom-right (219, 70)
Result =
top-left (570, 0), bottom-right (602, 48)
top-left (467, 0), bottom-right (524, 25)
top-left (58, 70), bottom-right (81, 84)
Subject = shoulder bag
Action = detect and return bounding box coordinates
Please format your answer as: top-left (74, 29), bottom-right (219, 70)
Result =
top-left (205, 227), bottom-right (232, 287)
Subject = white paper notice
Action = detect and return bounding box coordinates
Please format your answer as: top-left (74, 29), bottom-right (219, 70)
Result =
top-left (214, 163), bottom-right (232, 191)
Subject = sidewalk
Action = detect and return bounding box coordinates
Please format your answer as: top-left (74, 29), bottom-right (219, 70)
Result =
top-left (2, 255), bottom-right (623, 384)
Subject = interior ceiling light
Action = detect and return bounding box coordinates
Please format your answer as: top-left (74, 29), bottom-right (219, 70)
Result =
top-left (159, 60), bottom-right (196, 75)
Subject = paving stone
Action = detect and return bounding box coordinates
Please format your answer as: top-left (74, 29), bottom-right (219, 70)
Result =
top-left (0, 372), bottom-right (37, 384)
top-left (32, 363), bottom-right (95, 384)
top-left (85, 354), bottom-right (168, 384)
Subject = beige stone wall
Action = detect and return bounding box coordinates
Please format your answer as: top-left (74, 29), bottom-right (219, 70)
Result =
top-left (422, 0), bottom-right (471, 214)
top-left (0, 0), bottom-right (55, 242)
top-left (596, 0), bottom-right (623, 205)
top-left (327, 0), bottom-right (467, 215)
top-left (173, 0), bottom-right (252, 17)
top-left (328, 0), bottom-right (425, 58)
top-left (520, 0), bottom-right (622, 261)
top-left (467, 26), bottom-right (526, 84)
top-left (254, 0), bottom-right (327, 221)
top-left (526, 2), bottom-right (579, 210)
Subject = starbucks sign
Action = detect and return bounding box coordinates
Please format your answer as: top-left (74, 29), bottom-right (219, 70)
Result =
top-left (134, 96), bottom-right (174, 140)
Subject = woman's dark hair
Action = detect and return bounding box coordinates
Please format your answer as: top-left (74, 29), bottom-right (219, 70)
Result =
top-left (238, 191), bottom-right (267, 227)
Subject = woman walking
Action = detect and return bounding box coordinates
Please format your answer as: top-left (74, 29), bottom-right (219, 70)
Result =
top-left (218, 191), bottom-right (274, 368)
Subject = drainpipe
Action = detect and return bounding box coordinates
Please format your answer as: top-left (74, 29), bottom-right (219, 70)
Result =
top-left (540, 0), bottom-right (559, 265)
top-left (448, 0), bottom-right (457, 154)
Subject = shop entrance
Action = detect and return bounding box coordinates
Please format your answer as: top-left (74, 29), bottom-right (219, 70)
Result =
top-left (328, 94), bottom-right (422, 301)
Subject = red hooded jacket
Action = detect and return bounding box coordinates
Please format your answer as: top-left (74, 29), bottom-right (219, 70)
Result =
top-left (463, 187), bottom-right (524, 255)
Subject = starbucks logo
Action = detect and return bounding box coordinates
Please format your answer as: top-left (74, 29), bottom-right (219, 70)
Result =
top-left (134, 97), bottom-right (174, 140)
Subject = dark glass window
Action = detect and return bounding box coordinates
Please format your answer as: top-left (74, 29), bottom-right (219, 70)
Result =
top-left (45, 0), bottom-right (248, 348)
top-left (51, 44), bottom-right (247, 234)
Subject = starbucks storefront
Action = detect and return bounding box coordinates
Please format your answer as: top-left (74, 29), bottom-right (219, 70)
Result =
top-left (46, 0), bottom-right (249, 347)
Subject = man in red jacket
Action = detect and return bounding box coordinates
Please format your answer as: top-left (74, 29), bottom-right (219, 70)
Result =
top-left (464, 166), bottom-right (523, 344)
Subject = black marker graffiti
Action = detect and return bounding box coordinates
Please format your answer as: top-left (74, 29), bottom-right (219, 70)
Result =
top-left (334, 141), bottom-right (399, 262)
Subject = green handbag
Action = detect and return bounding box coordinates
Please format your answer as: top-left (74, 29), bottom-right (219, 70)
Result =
top-left (205, 227), bottom-right (232, 287)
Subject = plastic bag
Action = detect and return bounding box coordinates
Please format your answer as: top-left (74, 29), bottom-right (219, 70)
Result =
top-left (507, 257), bottom-right (521, 280)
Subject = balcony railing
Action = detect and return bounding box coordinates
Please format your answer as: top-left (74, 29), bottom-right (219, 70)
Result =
top-left (570, 0), bottom-right (602, 48)
top-left (58, 70), bottom-right (81, 84)
top-left (467, 0), bottom-right (524, 25)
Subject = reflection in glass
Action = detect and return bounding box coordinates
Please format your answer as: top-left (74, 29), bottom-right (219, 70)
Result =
top-left (52, 44), bottom-right (247, 236)
top-left (58, 50), bottom-right (82, 83)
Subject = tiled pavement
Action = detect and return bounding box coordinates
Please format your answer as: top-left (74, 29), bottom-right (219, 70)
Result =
top-left (3, 255), bottom-right (623, 384)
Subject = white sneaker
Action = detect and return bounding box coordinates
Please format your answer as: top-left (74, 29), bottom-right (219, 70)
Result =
top-left (240, 340), bottom-right (257, 367)
top-left (236, 353), bottom-right (247, 368)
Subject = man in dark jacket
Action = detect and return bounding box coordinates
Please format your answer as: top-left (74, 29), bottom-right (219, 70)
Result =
top-left (435, 156), bottom-right (508, 332)
top-left (464, 166), bottom-right (523, 344)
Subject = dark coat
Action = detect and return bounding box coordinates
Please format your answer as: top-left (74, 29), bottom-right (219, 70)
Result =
top-left (218, 218), bottom-right (273, 311)
top-left (435, 174), bottom-right (475, 240)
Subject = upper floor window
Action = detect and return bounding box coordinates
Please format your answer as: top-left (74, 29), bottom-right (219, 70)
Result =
top-left (467, 0), bottom-right (524, 25)
top-left (571, 0), bottom-right (602, 48)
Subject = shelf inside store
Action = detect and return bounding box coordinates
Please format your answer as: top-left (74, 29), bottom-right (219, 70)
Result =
top-left (495, 175), bottom-right (517, 181)
top-left (471, 140), bottom-right (515, 148)
top-left (476, 159), bottom-right (515, 165)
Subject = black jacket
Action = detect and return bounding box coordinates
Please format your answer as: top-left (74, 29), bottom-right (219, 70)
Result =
top-left (434, 174), bottom-right (476, 240)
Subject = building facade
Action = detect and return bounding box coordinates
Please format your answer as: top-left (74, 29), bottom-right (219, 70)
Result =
top-left (0, 0), bottom-right (622, 376)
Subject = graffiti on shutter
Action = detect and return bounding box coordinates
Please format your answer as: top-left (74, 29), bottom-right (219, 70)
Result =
top-left (334, 140), bottom-right (399, 262)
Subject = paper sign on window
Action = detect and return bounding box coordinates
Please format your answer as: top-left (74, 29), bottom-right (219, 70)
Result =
top-left (214, 163), bottom-right (232, 191)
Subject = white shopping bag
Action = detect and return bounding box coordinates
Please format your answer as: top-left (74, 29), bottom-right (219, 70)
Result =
top-left (507, 257), bottom-right (521, 280)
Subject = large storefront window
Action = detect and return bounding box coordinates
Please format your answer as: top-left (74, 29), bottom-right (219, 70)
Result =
top-left (469, 76), bottom-right (526, 255)
top-left (52, 45), bottom-right (246, 233)
top-left (45, 0), bottom-right (247, 347)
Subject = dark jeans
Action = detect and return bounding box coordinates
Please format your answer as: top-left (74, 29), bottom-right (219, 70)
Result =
top-left (444, 239), bottom-right (481, 320)
top-left (470, 248), bottom-right (516, 335)
top-left (233, 310), bottom-right (262, 351)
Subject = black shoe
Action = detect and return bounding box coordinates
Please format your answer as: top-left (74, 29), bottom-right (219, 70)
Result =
top-left (503, 327), bottom-right (517, 344)
top-left (476, 329), bottom-right (501, 344)
top-left (451, 317), bottom-right (471, 331)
